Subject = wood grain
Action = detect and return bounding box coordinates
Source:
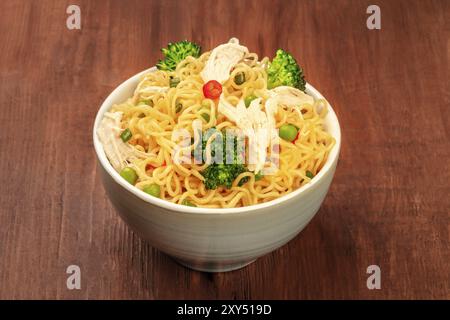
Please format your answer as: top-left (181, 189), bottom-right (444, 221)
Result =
top-left (0, 0), bottom-right (449, 299)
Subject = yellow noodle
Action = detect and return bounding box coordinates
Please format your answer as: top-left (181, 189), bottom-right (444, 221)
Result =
top-left (110, 49), bottom-right (335, 208)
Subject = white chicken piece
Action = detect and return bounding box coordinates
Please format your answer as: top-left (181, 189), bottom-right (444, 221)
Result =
top-left (218, 95), bottom-right (277, 173)
top-left (97, 112), bottom-right (151, 172)
top-left (201, 38), bottom-right (249, 84)
top-left (266, 86), bottom-right (315, 121)
top-left (267, 86), bottom-right (314, 108)
top-left (217, 87), bottom-right (315, 173)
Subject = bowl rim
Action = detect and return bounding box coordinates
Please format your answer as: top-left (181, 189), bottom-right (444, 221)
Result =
top-left (93, 67), bottom-right (341, 215)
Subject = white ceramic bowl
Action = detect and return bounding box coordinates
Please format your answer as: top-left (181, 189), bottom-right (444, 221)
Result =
top-left (93, 68), bottom-right (341, 272)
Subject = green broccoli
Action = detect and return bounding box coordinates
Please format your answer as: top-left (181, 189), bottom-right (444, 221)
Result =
top-left (267, 49), bottom-right (306, 91)
top-left (199, 130), bottom-right (249, 190)
top-left (156, 40), bottom-right (201, 71)
top-left (202, 163), bottom-right (249, 190)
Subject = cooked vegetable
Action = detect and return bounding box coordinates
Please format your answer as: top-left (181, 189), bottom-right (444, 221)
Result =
top-left (120, 128), bottom-right (133, 142)
top-left (201, 113), bottom-right (210, 122)
top-left (234, 72), bottom-right (246, 85)
top-left (202, 163), bottom-right (248, 190)
top-left (255, 171), bottom-right (264, 181)
top-left (201, 131), bottom-right (249, 190)
top-left (182, 199), bottom-right (196, 207)
top-left (203, 80), bottom-right (222, 99)
top-left (267, 49), bottom-right (306, 91)
top-left (120, 167), bottom-right (138, 185)
top-left (200, 100), bottom-right (211, 122)
top-left (279, 124), bottom-right (298, 142)
top-left (170, 77), bottom-right (181, 88)
top-left (143, 183), bottom-right (161, 197)
top-left (306, 170), bottom-right (314, 179)
top-left (244, 94), bottom-right (257, 108)
top-left (138, 99), bottom-right (153, 106)
top-left (156, 40), bottom-right (201, 71)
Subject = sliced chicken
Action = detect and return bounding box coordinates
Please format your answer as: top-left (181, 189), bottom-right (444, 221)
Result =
top-left (218, 95), bottom-right (276, 173)
top-left (218, 87), bottom-right (316, 173)
top-left (201, 38), bottom-right (249, 84)
top-left (97, 112), bottom-right (151, 172)
top-left (268, 86), bottom-right (314, 107)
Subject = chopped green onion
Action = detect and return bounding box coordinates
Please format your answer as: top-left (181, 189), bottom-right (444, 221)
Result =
top-left (138, 99), bottom-right (153, 106)
top-left (234, 72), bottom-right (246, 85)
top-left (200, 100), bottom-right (210, 122)
top-left (120, 128), bottom-right (132, 142)
top-left (306, 170), bottom-right (314, 179)
top-left (255, 171), bottom-right (263, 181)
top-left (182, 199), bottom-right (196, 207)
top-left (201, 113), bottom-right (210, 122)
top-left (244, 94), bottom-right (257, 108)
top-left (170, 77), bottom-right (181, 88)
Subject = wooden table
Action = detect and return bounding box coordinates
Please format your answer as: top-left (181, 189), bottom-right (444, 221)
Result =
top-left (0, 0), bottom-right (448, 299)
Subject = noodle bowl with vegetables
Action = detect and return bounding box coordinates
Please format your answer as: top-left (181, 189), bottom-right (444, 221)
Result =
top-left (97, 38), bottom-right (335, 208)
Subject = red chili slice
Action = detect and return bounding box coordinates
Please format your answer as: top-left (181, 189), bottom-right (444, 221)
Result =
top-left (203, 80), bottom-right (222, 99)
top-left (146, 161), bottom-right (166, 171)
top-left (292, 131), bottom-right (300, 144)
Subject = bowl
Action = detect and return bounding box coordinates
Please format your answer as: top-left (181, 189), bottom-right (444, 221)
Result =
top-left (93, 67), bottom-right (341, 272)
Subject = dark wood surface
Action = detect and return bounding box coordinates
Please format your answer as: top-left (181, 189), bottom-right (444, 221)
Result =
top-left (0, 0), bottom-right (448, 299)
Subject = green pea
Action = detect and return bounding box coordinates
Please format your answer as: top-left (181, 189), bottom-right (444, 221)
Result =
top-left (234, 72), bottom-right (246, 85)
top-left (279, 124), bottom-right (298, 142)
top-left (306, 170), bottom-right (314, 179)
top-left (244, 94), bottom-right (257, 108)
top-left (170, 77), bottom-right (181, 88)
top-left (142, 183), bottom-right (161, 198)
top-left (182, 199), bottom-right (197, 207)
top-left (120, 167), bottom-right (138, 185)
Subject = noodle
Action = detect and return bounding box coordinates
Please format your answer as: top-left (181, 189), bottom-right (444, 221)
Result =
top-left (107, 45), bottom-right (335, 208)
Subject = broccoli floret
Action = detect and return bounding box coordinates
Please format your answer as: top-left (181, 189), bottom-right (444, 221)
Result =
top-left (202, 163), bottom-right (249, 190)
top-left (267, 49), bottom-right (306, 91)
top-left (156, 40), bottom-right (201, 71)
top-left (199, 130), bottom-right (249, 190)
